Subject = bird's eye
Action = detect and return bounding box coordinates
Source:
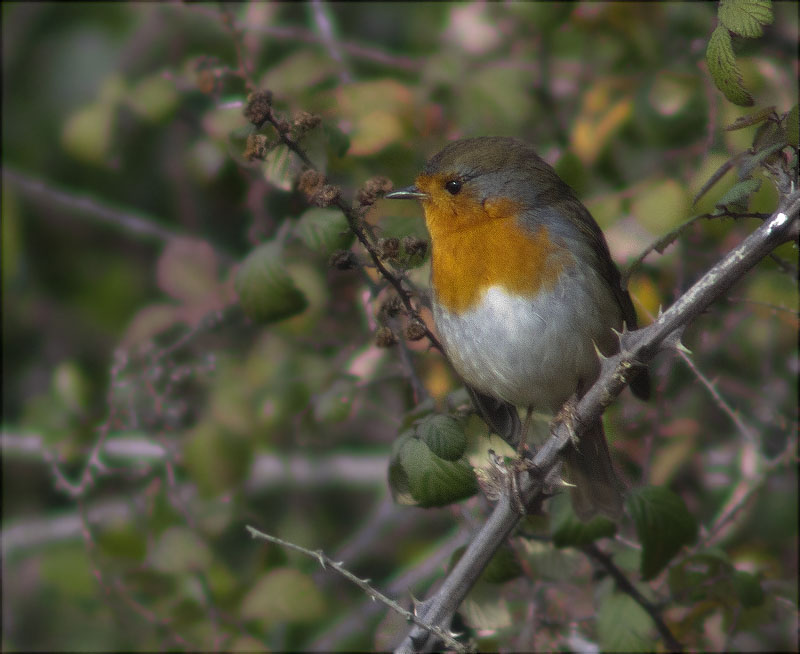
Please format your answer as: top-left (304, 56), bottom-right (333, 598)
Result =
top-left (445, 180), bottom-right (462, 195)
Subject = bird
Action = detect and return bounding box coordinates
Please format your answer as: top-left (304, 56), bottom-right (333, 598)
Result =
top-left (385, 136), bottom-right (649, 521)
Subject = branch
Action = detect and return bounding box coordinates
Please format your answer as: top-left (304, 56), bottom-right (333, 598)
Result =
top-left (310, 527), bottom-right (469, 651)
top-left (183, 4), bottom-right (423, 72)
top-left (310, 0), bottom-right (353, 83)
top-left (245, 526), bottom-right (470, 653)
top-left (396, 195), bottom-right (799, 652)
top-left (582, 543), bottom-right (682, 652)
top-left (622, 210), bottom-right (770, 288)
top-left (3, 166), bottom-right (183, 244)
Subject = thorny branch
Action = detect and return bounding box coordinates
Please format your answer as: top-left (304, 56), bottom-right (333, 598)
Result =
top-left (245, 526), bottom-right (470, 653)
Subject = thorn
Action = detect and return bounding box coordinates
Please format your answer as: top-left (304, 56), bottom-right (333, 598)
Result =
top-left (559, 477), bottom-right (577, 488)
top-left (592, 340), bottom-right (608, 360)
top-left (662, 325), bottom-right (691, 354)
top-left (657, 304), bottom-right (664, 318)
top-left (315, 550), bottom-right (326, 568)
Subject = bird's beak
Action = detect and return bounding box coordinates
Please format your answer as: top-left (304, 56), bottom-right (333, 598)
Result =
top-left (385, 185), bottom-right (428, 201)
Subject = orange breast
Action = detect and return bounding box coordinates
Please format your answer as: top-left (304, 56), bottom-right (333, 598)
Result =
top-left (423, 193), bottom-right (571, 315)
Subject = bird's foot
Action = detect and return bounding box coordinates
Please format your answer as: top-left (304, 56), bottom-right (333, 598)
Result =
top-left (476, 445), bottom-right (555, 516)
top-left (553, 394), bottom-right (581, 448)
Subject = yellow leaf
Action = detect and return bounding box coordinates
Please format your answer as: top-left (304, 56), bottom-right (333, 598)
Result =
top-left (571, 81), bottom-right (633, 164)
top-left (628, 276), bottom-right (661, 326)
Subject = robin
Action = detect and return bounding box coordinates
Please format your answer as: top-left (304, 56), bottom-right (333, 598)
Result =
top-left (385, 136), bottom-right (649, 520)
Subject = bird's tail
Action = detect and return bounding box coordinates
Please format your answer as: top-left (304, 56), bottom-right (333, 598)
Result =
top-left (562, 418), bottom-right (625, 521)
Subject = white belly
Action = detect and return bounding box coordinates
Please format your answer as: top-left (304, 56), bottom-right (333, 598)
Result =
top-left (433, 269), bottom-right (622, 412)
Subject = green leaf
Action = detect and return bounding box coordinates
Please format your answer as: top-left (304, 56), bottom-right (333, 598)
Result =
top-left (597, 592), bottom-right (657, 652)
top-left (97, 522), bottom-right (148, 561)
top-left (458, 64), bottom-right (534, 134)
top-left (631, 178), bottom-right (691, 233)
top-left (626, 486), bottom-right (698, 581)
top-left (41, 545), bottom-right (96, 599)
top-left (523, 539), bottom-right (583, 581)
top-left (296, 208), bottom-right (353, 255)
top-left (715, 177), bottom-right (762, 210)
top-left (240, 567), bottom-right (326, 626)
top-left (732, 570), bottom-right (765, 608)
top-left (52, 361), bottom-right (91, 413)
top-left (706, 26), bottom-right (754, 107)
top-left (127, 74), bottom-right (178, 122)
top-left (388, 431), bottom-right (416, 505)
top-left (718, 0), bottom-right (773, 38)
top-left (61, 101), bottom-right (115, 164)
top-left (149, 526), bottom-right (212, 574)
top-left (262, 144), bottom-right (300, 191)
top-left (261, 50), bottom-right (336, 98)
top-left (235, 242), bottom-right (308, 323)
top-left (551, 500), bottom-right (617, 548)
top-left (448, 544), bottom-right (523, 585)
top-left (395, 435), bottom-right (477, 507)
top-left (460, 583), bottom-right (513, 632)
top-left (668, 550), bottom-right (764, 609)
top-left (668, 550), bottom-right (732, 604)
top-left (417, 414), bottom-right (467, 461)
top-left (323, 122), bottom-right (350, 158)
top-left (480, 544), bottom-right (523, 584)
top-left (184, 421), bottom-right (253, 496)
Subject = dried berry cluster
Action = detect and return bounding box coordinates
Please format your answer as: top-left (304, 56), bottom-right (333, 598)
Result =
top-left (356, 176), bottom-right (394, 208)
top-left (243, 89), bottom-right (273, 128)
top-left (297, 169), bottom-right (341, 208)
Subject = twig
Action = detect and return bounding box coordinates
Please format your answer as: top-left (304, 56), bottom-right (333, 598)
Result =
top-left (183, 4), bottom-right (423, 72)
top-left (726, 296), bottom-right (799, 315)
top-left (768, 252), bottom-right (799, 275)
top-left (309, 526), bottom-right (469, 650)
top-left (705, 436), bottom-right (796, 548)
top-left (676, 350), bottom-right (757, 444)
top-left (245, 526), bottom-right (470, 653)
top-left (396, 196), bottom-right (800, 652)
top-left (310, 0), bottom-right (352, 83)
top-left (3, 167), bottom-right (182, 244)
top-left (622, 211), bottom-right (770, 288)
top-left (583, 543), bottom-right (683, 652)
top-left (691, 152), bottom-right (746, 206)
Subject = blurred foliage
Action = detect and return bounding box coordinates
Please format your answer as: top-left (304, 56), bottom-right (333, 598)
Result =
top-left (2, 2), bottom-right (797, 652)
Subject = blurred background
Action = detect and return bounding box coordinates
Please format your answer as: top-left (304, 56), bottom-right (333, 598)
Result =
top-left (2, 2), bottom-right (797, 651)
